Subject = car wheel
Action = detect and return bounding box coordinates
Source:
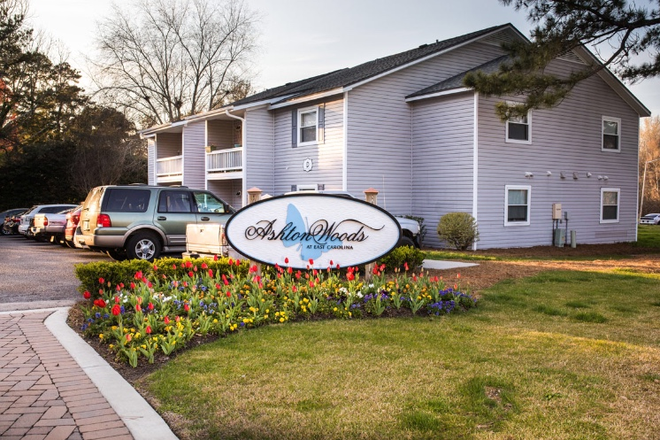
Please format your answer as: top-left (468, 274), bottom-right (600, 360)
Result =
top-left (396, 236), bottom-right (416, 248)
top-left (106, 248), bottom-right (128, 261)
top-left (126, 232), bottom-right (161, 261)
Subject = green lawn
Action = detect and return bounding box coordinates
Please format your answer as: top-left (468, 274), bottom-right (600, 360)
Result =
top-left (142, 269), bottom-right (660, 440)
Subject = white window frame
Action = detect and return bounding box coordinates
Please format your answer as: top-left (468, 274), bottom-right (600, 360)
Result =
top-left (297, 106), bottom-right (319, 147)
top-left (600, 188), bottom-right (620, 223)
top-left (504, 185), bottom-right (531, 226)
top-left (505, 104), bottom-right (532, 144)
top-left (601, 116), bottom-right (621, 152)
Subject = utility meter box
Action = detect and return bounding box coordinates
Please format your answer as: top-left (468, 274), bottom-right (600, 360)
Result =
top-left (552, 203), bottom-right (562, 220)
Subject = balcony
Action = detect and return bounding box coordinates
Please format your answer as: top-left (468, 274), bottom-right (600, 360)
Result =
top-left (207, 148), bottom-right (243, 179)
top-left (156, 155), bottom-right (183, 182)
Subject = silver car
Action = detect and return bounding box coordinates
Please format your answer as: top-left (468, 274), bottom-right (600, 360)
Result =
top-left (18, 204), bottom-right (79, 238)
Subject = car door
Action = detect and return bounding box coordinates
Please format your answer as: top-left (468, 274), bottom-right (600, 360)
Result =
top-left (154, 190), bottom-right (198, 246)
top-left (192, 191), bottom-right (234, 225)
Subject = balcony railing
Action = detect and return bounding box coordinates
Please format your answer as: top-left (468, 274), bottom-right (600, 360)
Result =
top-left (156, 155), bottom-right (183, 176)
top-left (207, 147), bottom-right (242, 173)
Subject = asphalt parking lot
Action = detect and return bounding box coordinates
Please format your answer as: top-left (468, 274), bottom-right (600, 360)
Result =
top-left (0, 236), bottom-right (111, 311)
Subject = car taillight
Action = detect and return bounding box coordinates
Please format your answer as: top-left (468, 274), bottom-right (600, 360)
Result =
top-left (73, 214), bottom-right (80, 223)
top-left (97, 214), bottom-right (112, 228)
top-left (43, 217), bottom-right (49, 226)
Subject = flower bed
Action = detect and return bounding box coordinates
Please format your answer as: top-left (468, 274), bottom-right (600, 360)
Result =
top-left (77, 257), bottom-right (476, 367)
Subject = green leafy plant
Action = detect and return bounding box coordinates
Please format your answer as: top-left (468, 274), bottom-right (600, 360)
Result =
top-left (378, 246), bottom-right (425, 271)
top-left (76, 257), bottom-right (476, 366)
top-left (437, 212), bottom-right (479, 250)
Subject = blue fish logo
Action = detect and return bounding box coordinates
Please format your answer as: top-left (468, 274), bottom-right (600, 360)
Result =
top-left (282, 204), bottom-right (342, 261)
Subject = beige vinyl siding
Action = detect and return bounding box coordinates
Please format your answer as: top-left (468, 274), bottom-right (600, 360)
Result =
top-left (244, 107), bottom-right (275, 196)
top-left (155, 133), bottom-right (181, 158)
top-left (182, 121), bottom-right (205, 190)
top-left (147, 139), bottom-right (156, 185)
top-left (476, 59), bottom-right (640, 249)
top-left (411, 92), bottom-right (475, 248)
top-left (272, 97), bottom-right (344, 195)
top-left (347, 40), bottom-right (504, 216)
top-left (207, 179), bottom-right (242, 208)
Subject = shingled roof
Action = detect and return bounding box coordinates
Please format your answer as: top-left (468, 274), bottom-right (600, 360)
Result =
top-left (406, 55), bottom-right (510, 99)
top-left (230, 24), bottom-right (511, 107)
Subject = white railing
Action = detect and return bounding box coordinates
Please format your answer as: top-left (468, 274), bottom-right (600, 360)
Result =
top-left (156, 155), bottom-right (183, 176)
top-left (207, 148), bottom-right (242, 173)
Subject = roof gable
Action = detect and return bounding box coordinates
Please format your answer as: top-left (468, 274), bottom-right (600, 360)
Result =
top-left (230, 24), bottom-right (514, 108)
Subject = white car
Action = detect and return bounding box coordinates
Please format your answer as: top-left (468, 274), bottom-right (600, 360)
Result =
top-left (640, 213), bottom-right (660, 225)
top-left (285, 190), bottom-right (421, 247)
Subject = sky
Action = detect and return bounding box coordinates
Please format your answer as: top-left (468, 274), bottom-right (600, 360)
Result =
top-left (27, 0), bottom-right (660, 117)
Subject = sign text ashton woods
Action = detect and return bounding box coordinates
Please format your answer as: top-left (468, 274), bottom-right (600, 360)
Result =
top-left (225, 194), bottom-right (401, 269)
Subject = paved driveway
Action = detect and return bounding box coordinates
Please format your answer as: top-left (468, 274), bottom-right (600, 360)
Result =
top-left (0, 236), bottom-right (111, 311)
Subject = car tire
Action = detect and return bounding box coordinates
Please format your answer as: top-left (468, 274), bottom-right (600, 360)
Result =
top-left (396, 236), bottom-right (416, 248)
top-left (125, 232), bottom-right (161, 261)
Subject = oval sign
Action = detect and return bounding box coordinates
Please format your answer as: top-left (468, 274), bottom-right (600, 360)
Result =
top-left (225, 194), bottom-right (401, 269)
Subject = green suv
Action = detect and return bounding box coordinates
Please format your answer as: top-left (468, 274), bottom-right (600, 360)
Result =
top-left (77, 185), bottom-right (235, 261)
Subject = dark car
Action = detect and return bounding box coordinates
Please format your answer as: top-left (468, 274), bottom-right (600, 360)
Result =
top-left (1, 208), bottom-right (28, 235)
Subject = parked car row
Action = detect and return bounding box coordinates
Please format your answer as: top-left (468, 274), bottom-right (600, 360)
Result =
top-left (2, 204), bottom-right (79, 244)
top-left (3, 183), bottom-right (422, 262)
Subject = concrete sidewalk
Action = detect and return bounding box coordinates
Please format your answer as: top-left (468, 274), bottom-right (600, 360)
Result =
top-left (0, 308), bottom-right (177, 440)
top-left (422, 259), bottom-right (479, 270)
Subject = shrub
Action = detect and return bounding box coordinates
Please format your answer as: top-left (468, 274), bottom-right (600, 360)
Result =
top-left (75, 256), bottom-right (249, 296)
top-left (437, 212), bottom-right (479, 250)
top-left (378, 246), bottom-right (425, 271)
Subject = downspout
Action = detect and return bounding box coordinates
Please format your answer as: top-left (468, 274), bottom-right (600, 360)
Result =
top-left (409, 101), bottom-right (414, 215)
top-left (204, 120), bottom-right (208, 190)
top-left (225, 109), bottom-right (247, 207)
top-left (472, 92), bottom-right (479, 251)
top-left (342, 91), bottom-right (348, 191)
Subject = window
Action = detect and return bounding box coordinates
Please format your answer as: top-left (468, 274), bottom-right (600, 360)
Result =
top-left (505, 185), bottom-right (531, 226)
top-left (600, 188), bottom-right (619, 222)
top-left (158, 190), bottom-right (192, 213)
top-left (103, 189), bottom-right (150, 212)
top-left (297, 107), bottom-right (318, 146)
top-left (506, 108), bottom-right (531, 143)
top-left (193, 191), bottom-right (227, 214)
top-left (602, 117), bottom-right (620, 151)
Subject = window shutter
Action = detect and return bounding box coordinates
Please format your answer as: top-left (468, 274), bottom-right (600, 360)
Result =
top-left (318, 104), bottom-right (325, 144)
top-left (291, 110), bottom-right (298, 148)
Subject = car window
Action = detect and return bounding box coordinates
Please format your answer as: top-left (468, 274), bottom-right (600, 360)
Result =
top-left (158, 190), bottom-right (193, 213)
top-left (193, 192), bottom-right (228, 214)
top-left (102, 189), bottom-right (150, 212)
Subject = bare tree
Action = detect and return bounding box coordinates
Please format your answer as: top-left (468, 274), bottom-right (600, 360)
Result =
top-left (91, 0), bottom-right (258, 127)
top-left (640, 116), bottom-right (660, 214)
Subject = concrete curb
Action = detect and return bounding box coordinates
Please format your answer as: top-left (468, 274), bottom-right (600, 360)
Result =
top-left (44, 308), bottom-right (178, 440)
top-left (422, 259), bottom-right (479, 270)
